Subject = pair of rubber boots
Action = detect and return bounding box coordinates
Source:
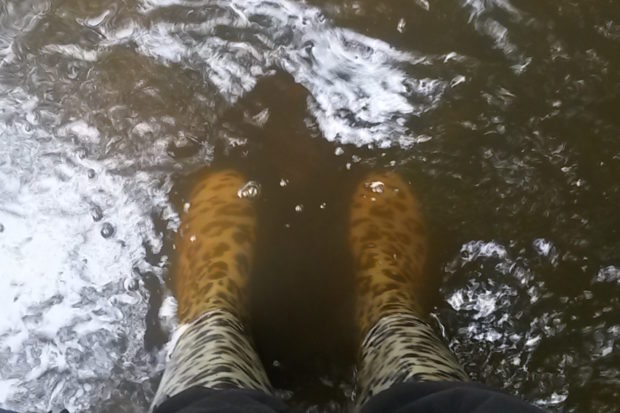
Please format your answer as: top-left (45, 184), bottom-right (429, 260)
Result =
top-left (152, 170), bottom-right (468, 410)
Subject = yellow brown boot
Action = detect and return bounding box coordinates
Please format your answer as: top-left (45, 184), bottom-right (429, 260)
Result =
top-left (151, 170), bottom-right (271, 409)
top-left (349, 172), bottom-right (468, 408)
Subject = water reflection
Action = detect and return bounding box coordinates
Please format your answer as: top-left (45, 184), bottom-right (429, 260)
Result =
top-left (0, 0), bottom-right (618, 411)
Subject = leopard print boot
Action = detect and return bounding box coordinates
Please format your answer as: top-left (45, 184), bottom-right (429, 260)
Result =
top-left (348, 172), bottom-right (468, 409)
top-left (151, 170), bottom-right (271, 410)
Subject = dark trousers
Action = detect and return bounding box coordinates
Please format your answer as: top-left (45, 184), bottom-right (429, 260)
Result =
top-left (154, 381), bottom-right (545, 413)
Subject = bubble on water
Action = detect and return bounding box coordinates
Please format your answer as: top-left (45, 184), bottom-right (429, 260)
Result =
top-left (67, 64), bottom-right (79, 80)
top-left (397, 18), bottom-right (406, 33)
top-left (370, 181), bottom-right (385, 193)
top-left (87, 169), bottom-right (96, 179)
top-left (279, 178), bottom-right (289, 187)
top-left (237, 181), bottom-right (261, 199)
top-left (124, 278), bottom-right (139, 292)
top-left (183, 202), bottom-right (191, 213)
top-left (189, 235), bottom-right (196, 242)
top-left (533, 238), bottom-right (553, 256)
top-left (100, 222), bottom-right (115, 238)
top-left (334, 147), bottom-right (344, 156)
top-left (320, 202), bottom-right (327, 209)
top-left (295, 204), bottom-right (304, 213)
top-left (90, 205), bottom-right (103, 222)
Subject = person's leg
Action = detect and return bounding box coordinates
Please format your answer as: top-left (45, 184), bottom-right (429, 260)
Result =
top-left (151, 170), bottom-right (273, 410)
top-left (359, 381), bottom-right (546, 413)
top-left (348, 172), bottom-right (468, 408)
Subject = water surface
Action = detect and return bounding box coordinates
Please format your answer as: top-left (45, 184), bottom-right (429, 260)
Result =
top-left (0, 0), bottom-right (618, 411)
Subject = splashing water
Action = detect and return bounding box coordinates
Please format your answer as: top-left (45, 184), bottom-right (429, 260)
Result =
top-left (0, 0), bottom-right (618, 411)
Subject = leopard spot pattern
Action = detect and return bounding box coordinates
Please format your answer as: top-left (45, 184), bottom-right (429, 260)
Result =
top-left (152, 170), bottom-right (271, 410)
top-left (349, 172), bottom-right (468, 408)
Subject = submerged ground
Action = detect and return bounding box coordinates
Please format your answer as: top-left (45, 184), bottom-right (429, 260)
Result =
top-left (0, 0), bottom-right (618, 411)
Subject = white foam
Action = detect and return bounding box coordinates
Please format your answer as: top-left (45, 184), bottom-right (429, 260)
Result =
top-left (57, 120), bottom-right (101, 142)
top-left (41, 44), bottom-right (100, 62)
top-left (459, 240), bottom-right (508, 261)
top-left (129, 0), bottom-right (451, 147)
top-left (594, 266), bottom-right (620, 284)
top-left (0, 97), bottom-right (176, 410)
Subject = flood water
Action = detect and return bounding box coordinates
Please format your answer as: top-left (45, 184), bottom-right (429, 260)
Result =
top-left (0, 0), bottom-right (619, 412)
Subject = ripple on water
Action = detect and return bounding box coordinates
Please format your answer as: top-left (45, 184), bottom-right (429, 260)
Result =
top-left (0, 0), bottom-right (619, 411)
top-left (441, 240), bottom-right (619, 411)
top-left (237, 180), bottom-right (262, 199)
top-left (0, 82), bottom-right (179, 410)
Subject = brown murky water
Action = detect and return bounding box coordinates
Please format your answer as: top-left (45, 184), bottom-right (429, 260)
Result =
top-left (0, 0), bottom-right (619, 412)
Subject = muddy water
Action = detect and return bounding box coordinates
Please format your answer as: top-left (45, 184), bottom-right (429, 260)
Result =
top-left (0, 0), bottom-right (618, 411)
